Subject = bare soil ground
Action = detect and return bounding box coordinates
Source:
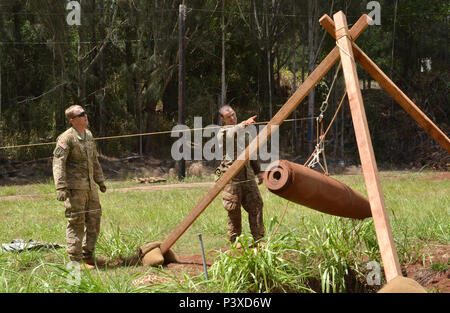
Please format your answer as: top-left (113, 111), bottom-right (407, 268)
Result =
top-left (401, 245), bottom-right (449, 293)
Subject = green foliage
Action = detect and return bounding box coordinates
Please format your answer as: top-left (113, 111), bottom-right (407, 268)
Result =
top-left (208, 228), bottom-right (315, 293)
top-left (1, 0), bottom-right (447, 165)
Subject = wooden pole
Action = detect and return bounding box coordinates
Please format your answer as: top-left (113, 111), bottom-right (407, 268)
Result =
top-left (159, 16), bottom-right (370, 255)
top-left (319, 14), bottom-right (450, 154)
top-left (178, 4), bottom-right (186, 179)
top-left (333, 11), bottom-right (402, 282)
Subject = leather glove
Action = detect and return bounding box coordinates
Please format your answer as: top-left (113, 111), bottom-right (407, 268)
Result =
top-left (56, 189), bottom-right (70, 201)
top-left (99, 183), bottom-right (107, 193)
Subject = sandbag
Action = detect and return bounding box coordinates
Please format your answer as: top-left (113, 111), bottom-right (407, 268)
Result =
top-left (142, 247), bottom-right (165, 267)
top-left (138, 241), bottom-right (179, 267)
top-left (139, 241), bottom-right (162, 256)
top-left (163, 247), bottom-right (179, 263)
top-left (378, 276), bottom-right (427, 293)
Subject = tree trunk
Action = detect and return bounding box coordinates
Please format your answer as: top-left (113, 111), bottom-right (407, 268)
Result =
top-left (292, 45), bottom-right (297, 154)
top-left (98, 0), bottom-right (105, 143)
top-left (307, 0), bottom-right (317, 155)
top-left (57, 42), bottom-right (65, 133)
top-left (266, 23), bottom-right (272, 118)
top-left (78, 22), bottom-right (86, 109)
top-left (221, 0), bottom-right (226, 110)
top-left (13, 1), bottom-right (28, 134)
top-left (300, 42), bottom-right (307, 154)
top-left (0, 49), bottom-right (2, 158)
top-left (125, 30), bottom-right (135, 117)
top-left (340, 94), bottom-right (345, 162)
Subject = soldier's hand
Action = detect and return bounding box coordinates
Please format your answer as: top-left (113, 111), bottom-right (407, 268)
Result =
top-left (56, 189), bottom-right (70, 201)
top-left (242, 115), bottom-right (257, 127)
top-left (257, 172), bottom-right (264, 185)
top-left (99, 183), bottom-right (107, 193)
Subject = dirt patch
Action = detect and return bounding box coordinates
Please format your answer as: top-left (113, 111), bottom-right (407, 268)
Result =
top-left (401, 245), bottom-right (449, 293)
top-left (0, 182), bottom-right (215, 202)
top-left (422, 172), bottom-right (450, 181)
top-left (115, 182), bottom-right (214, 193)
top-left (165, 254), bottom-right (214, 277)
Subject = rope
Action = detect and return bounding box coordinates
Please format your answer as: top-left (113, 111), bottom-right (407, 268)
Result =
top-left (0, 116), bottom-right (316, 150)
top-left (335, 40), bottom-right (354, 61)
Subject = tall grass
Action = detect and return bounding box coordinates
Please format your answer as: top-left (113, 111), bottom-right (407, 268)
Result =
top-left (204, 217), bottom-right (379, 293)
top-left (208, 223), bottom-right (315, 293)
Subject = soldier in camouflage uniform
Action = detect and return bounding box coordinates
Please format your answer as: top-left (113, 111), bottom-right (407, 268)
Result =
top-left (216, 105), bottom-right (265, 245)
top-left (53, 105), bottom-right (106, 267)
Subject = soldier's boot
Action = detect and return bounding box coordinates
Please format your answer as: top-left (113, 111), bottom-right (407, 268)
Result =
top-left (227, 207), bottom-right (242, 248)
top-left (252, 239), bottom-right (266, 249)
top-left (230, 238), bottom-right (242, 249)
top-left (82, 254), bottom-right (106, 267)
top-left (81, 262), bottom-right (96, 270)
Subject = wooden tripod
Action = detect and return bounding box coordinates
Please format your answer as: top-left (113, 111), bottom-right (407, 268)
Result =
top-left (160, 11), bottom-right (450, 283)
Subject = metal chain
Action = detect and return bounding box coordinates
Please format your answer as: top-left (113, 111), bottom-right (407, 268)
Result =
top-left (320, 60), bottom-right (342, 116)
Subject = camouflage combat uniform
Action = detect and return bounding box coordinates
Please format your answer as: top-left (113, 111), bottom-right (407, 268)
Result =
top-left (52, 127), bottom-right (105, 263)
top-left (216, 124), bottom-right (264, 243)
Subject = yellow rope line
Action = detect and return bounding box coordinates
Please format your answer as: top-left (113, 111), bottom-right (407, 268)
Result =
top-left (0, 117), bottom-right (316, 150)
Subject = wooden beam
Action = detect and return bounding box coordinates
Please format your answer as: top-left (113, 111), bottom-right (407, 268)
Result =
top-left (333, 11), bottom-right (402, 282)
top-left (159, 15), bottom-right (370, 255)
top-left (319, 14), bottom-right (450, 154)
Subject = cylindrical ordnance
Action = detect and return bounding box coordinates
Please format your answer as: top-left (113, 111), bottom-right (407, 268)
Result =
top-left (264, 160), bottom-right (372, 219)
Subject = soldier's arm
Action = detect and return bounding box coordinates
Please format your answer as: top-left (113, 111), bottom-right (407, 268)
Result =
top-left (244, 128), bottom-right (263, 184)
top-left (250, 158), bottom-right (261, 175)
top-left (92, 140), bottom-right (105, 185)
top-left (223, 123), bottom-right (245, 141)
top-left (248, 133), bottom-right (262, 176)
top-left (52, 139), bottom-right (69, 190)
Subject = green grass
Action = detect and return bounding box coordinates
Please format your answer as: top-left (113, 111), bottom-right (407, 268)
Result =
top-left (0, 170), bottom-right (448, 293)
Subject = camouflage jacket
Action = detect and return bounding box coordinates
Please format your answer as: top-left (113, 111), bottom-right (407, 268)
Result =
top-left (52, 127), bottom-right (105, 190)
top-left (215, 124), bottom-right (261, 182)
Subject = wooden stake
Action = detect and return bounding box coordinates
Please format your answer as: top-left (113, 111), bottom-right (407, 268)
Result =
top-left (159, 16), bottom-right (370, 255)
top-left (333, 11), bottom-right (402, 282)
top-left (319, 14), bottom-right (450, 154)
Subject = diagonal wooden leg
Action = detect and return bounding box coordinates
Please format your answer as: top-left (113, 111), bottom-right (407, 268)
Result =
top-left (159, 15), bottom-right (371, 255)
top-left (333, 11), bottom-right (402, 282)
top-left (319, 14), bottom-right (450, 154)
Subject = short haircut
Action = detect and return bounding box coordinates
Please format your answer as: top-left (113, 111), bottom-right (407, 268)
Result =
top-left (65, 105), bottom-right (83, 121)
top-left (219, 105), bottom-right (233, 117)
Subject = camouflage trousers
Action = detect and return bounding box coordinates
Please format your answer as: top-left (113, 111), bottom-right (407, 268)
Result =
top-left (221, 179), bottom-right (264, 243)
top-left (64, 189), bottom-right (102, 262)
